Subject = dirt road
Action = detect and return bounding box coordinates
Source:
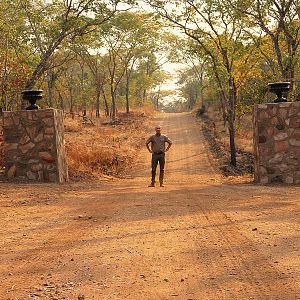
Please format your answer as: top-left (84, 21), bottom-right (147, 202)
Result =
top-left (0, 113), bottom-right (299, 300)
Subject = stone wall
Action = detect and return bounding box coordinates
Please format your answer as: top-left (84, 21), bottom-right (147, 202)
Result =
top-left (2, 109), bottom-right (68, 183)
top-left (253, 102), bottom-right (300, 184)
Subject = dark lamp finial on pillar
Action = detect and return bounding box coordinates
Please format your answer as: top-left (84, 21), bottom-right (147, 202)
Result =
top-left (268, 82), bottom-right (290, 103)
top-left (22, 89), bottom-right (43, 110)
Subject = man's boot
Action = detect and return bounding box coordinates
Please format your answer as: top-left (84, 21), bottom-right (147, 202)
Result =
top-left (159, 171), bottom-right (164, 187)
top-left (149, 170), bottom-right (156, 187)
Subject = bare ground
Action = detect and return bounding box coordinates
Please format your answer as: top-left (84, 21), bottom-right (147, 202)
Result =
top-left (0, 112), bottom-right (299, 300)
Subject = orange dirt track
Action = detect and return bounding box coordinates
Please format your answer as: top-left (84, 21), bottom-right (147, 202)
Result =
top-left (0, 112), bottom-right (299, 300)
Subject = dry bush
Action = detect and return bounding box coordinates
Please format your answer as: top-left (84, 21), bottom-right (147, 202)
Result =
top-left (66, 143), bottom-right (127, 180)
top-left (199, 107), bottom-right (254, 176)
top-left (0, 110), bottom-right (151, 180)
top-left (235, 113), bottom-right (253, 153)
top-left (204, 108), bottom-right (253, 153)
top-left (65, 110), bottom-right (151, 181)
top-left (64, 117), bottom-right (83, 133)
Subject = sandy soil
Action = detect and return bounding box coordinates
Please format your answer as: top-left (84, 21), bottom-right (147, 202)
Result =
top-left (0, 112), bottom-right (299, 300)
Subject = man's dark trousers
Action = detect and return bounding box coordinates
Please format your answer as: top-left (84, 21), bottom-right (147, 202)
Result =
top-left (151, 152), bottom-right (165, 184)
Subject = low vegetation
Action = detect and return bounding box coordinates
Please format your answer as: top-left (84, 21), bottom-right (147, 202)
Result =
top-left (0, 108), bottom-right (153, 181)
top-left (199, 107), bottom-right (254, 177)
top-left (65, 109), bottom-right (153, 181)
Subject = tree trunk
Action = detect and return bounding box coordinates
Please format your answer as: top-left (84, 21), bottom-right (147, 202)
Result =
top-left (156, 87), bottom-right (161, 110)
top-left (47, 69), bottom-right (53, 107)
top-left (142, 88), bottom-right (147, 103)
top-left (58, 92), bottom-right (64, 110)
top-left (1, 36), bottom-right (9, 110)
top-left (95, 89), bottom-right (101, 118)
top-left (125, 61), bottom-right (136, 114)
top-left (228, 120), bottom-right (237, 166)
top-left (69, 88), bottom-right (74, 119)
top-left (101, 87), bottom-right (109, 116)
top-left (228, 77), bottom-right (237, 166)
top-left (288, 69), bottom-right (295, 101)
top-left (111, 85), bottom-right (116, 120)
top-left (125, 71), bottom-right (130, 114)
top-left (217, 91), bottom-right (227, 127)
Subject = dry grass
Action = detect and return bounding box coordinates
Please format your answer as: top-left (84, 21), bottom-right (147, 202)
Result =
top-left (199, 108), bottom-right (254, 176)
top-left (0, 109), bottom-right (153, 181)
top-left (64, 118), bottom-right (83, 132)
top-left (205, 109), bottom-right (253, 153)
top-left (235, 114), bottom-right (254, 153)
top-left (64, 110), bottom-right (153, 181)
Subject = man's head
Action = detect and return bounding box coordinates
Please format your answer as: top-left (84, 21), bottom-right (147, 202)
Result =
top-left (155, 125), bottom-right (161, 135)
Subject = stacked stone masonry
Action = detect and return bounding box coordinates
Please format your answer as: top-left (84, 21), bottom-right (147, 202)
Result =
top-left (253, 102), bottom-right (300, 184)
top-left (2, 109), bottom-right (68, 183)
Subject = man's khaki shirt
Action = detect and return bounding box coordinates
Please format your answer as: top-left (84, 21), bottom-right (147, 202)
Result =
top-left (146, 134), bottom-right (172, 153)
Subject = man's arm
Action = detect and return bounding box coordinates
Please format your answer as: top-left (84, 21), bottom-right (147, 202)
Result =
top-left (165, 141), bottom-right (172, 152)
top-left (146, 137), bottom-right (152, 153)
top-left (165, 136), bottom-right (172, 152)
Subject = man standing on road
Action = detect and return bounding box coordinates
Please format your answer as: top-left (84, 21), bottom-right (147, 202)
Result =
top-left (146, 125), bottom-right (172, 187)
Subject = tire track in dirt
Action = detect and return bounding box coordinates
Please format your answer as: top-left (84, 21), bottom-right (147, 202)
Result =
top-left (0, 112), bottom-right (299, 300)
top-left (157, 112), bottom-right (298, 299)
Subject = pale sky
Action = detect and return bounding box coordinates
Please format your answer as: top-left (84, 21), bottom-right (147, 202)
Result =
top-left (119, 0), bottom-right (186, 103)
top-left (158, 62), bottom-right (186, 104)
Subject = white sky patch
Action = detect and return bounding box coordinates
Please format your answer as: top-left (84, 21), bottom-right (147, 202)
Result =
top-left (160, 62), bottom-right (185, 100)
top-left (117, 1), bottom-right (189, 104)
top-left (162, 93), bottom-right (186, 105)
top-left (154, 69), bottom-right (186, 105)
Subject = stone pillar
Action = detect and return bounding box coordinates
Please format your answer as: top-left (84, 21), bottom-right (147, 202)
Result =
top-left (253, 102), bottom-right (300, 184)
top-left (2, 109), bottom-right (68, 183)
